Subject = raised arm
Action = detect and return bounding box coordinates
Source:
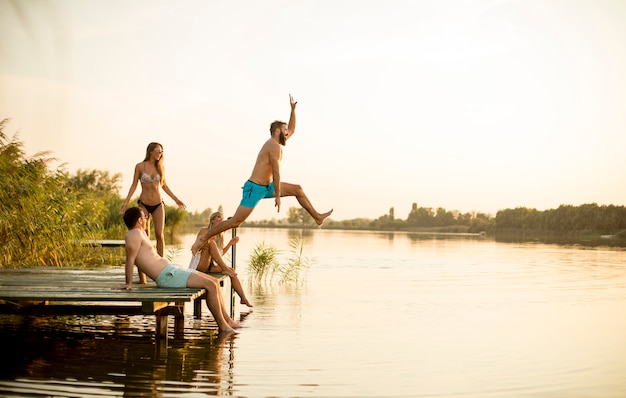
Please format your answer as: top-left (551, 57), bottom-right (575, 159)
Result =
top-left (287, 94), bottom-right (297, 138)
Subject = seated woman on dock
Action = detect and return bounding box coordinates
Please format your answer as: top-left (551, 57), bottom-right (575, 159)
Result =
top-left (189, 211), bottom-right (253, 308)
top-left (114, 207), bottom-right (241, 334)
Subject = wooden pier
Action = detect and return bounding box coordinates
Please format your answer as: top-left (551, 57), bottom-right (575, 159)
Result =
top-left (81, 239), bottom-right (154, 247)
top-left (0, 267), bottom-right (228, 338)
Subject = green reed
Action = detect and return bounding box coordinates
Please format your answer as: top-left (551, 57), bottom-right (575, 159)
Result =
top-left (277, 234), bottom-right (314, 285)
top-left (0, 119), bottom-right (122, 267)
top-left (247, 241), bottom-right (280, 284)
top-left (247, 234), bottom-right (314, 286)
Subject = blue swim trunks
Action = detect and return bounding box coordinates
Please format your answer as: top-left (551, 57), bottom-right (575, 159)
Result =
top-left (240, 180), bottom-right (275, 208)
top-left (155, 264), bottom-right (193, 288)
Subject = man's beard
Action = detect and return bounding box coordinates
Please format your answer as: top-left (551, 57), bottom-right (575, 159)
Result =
top-left (279, 132), bottom-right (286, 146)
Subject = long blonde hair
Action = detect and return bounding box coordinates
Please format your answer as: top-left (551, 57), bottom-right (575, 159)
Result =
top-left (142, 142), bottom-right (165, 185)
top-left (209, 211), bottom-right (224, 248)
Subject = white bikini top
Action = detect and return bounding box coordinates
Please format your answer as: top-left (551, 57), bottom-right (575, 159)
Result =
top-left (140, 163), bottom-right (161, 184)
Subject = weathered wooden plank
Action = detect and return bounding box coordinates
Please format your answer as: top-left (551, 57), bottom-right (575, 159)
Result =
top-left (0, 303), bottom-right (192, 317)
top-left (0, 268), bottom-right (226, 287)
top-left (0, 268), bottom-right (226, 283)
top-left (0, 304), bottom-right (146, 316)
top-left (142, 301), bottom-right (170, 312)
top-left (81, 239), bottom-right (126, 247)
top-left (0, 288), bottom-right (207, 302)
top-left (81, 239), bottom-right (153, 247)
top-left (81, 239), bottom-right (161, 247)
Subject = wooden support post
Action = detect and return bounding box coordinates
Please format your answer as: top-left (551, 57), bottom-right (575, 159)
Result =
top-left (194, 294), bottom-right (203, 318)
top-left (155, 310), bottom-right (168, 338)
top-left (142, 301), bottom-right (169, 313)
top-left (173, 303), bottom-right (185, 338)
top-left (230, 226), bottom-right (237, 318)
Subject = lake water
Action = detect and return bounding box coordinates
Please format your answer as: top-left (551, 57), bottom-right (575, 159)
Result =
top-left (1, 228), bottom-right (626, 397)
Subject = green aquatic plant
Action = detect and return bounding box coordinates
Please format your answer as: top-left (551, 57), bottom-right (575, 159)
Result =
top-left (1, 121), bottom-right (94, 267)
top-left (247, 234), bottom-right (314, 286)
top-left (247, 241), bottom-right (280, 284)
top-left (0, 120), bottom-right (124, 267)
top-left (277, 234), bottom-right (314, 285)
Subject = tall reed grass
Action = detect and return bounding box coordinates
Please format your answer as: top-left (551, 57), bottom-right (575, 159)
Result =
top-left (247, 242), bottom-right (280, 284)
top-left (247, 233), bottom-right (314, 286)
top-left (0, 119), bottom-right (122, 267)
top-left (277, 235), bottom-right (313, 285)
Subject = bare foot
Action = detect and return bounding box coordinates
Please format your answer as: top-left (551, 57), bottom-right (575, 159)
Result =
top-left (219, 326), bottom-right (237, 334)
top-left (229, 320), bottom-right (242, 329)
top-left (315, 209), bottom-right (333, 226)
top-left (241, 299), bottom-right (254, 308)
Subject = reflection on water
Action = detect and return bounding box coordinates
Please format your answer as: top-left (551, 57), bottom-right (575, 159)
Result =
top-left (2, 229), bottom-right (626, 397)
top-left (0, 312), bottom-right (237, 397)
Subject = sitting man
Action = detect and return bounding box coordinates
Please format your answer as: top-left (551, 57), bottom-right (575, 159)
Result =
top-left (113, 206), bottom-right (240, 334)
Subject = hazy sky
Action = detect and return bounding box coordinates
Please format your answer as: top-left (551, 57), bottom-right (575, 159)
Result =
top-left (2, 0), bottom-right (625, 221)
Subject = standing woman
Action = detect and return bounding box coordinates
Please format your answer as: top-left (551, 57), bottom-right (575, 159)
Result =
top-left (120, 142), bottom-right (186, 256)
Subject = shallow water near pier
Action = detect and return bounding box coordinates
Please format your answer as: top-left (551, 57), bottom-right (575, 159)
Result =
top-left (2, 228), bottom-right (626, 397)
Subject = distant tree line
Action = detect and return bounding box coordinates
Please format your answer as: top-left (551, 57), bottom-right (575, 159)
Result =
top-left (495, 204), bottom-right (626, 236)
top-left (256, 203), bottom-right (626, 240)
top-left (246, 203), bottom-right (495, 233)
